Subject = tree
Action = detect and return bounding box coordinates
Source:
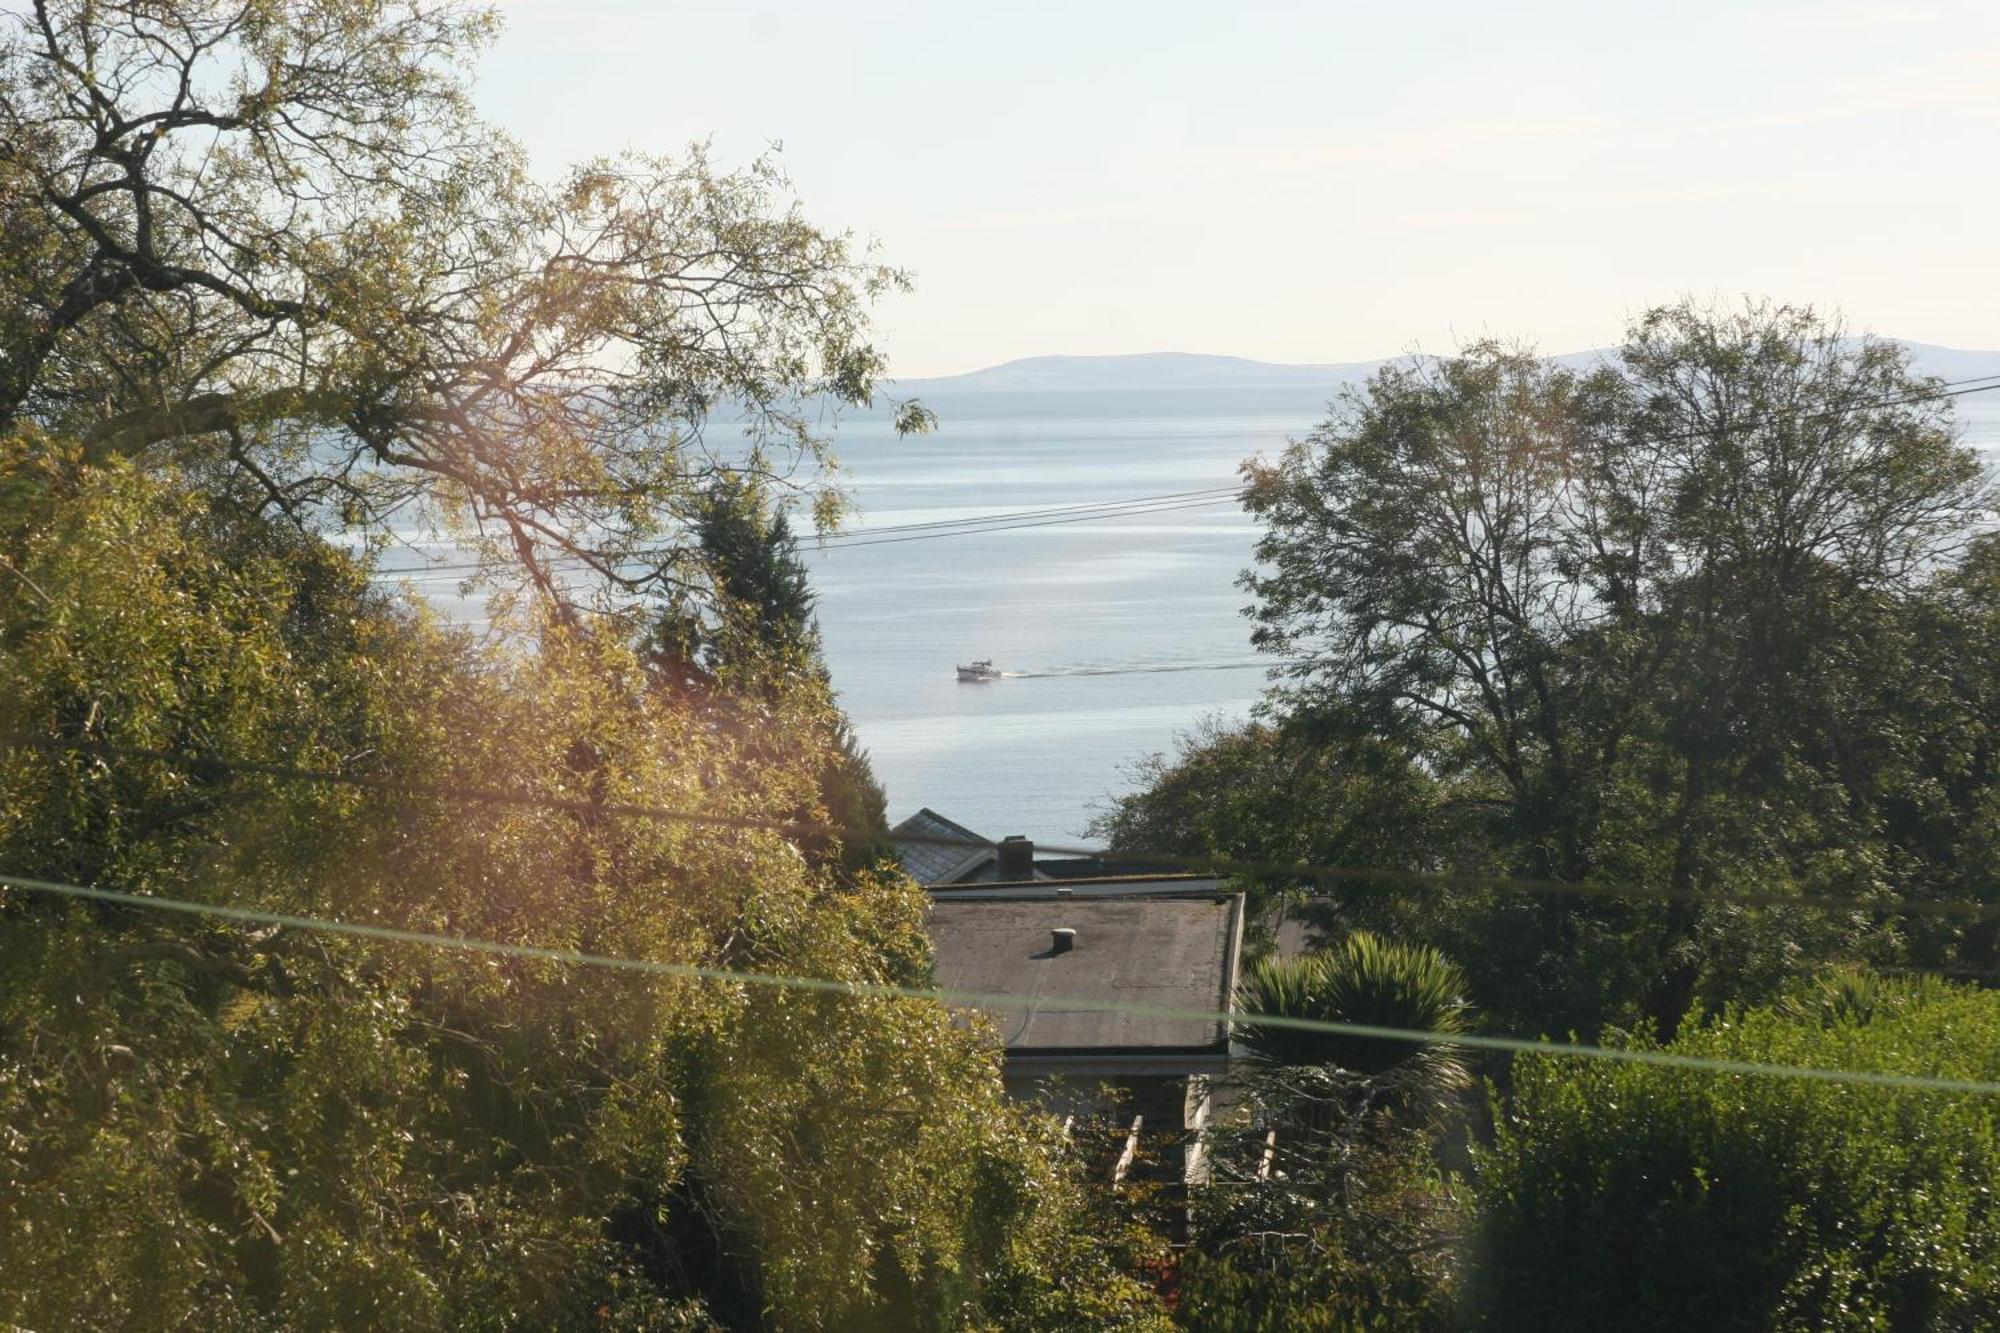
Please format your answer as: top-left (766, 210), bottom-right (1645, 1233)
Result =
top-left (648, 475), bottom-right (894, 866)
top-left (0, 4), bottom-right (1152, 1325)
top-left (1, 0), bottom-right (930, 619)
top-left (1092, 715), bottom-right (1451, 882)
top-left (1226, 300), bottom-right (1993, 1034)
top-left (0, 445), bottom-right (1158, 1330)
top-left (1177, 935), bottom-right (1474, 1331)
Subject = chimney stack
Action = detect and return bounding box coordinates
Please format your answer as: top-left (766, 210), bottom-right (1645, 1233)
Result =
top-left (997, 834), bottom-right (1034, 881)
top-left (1051, 927), bottom-right (1076, 955)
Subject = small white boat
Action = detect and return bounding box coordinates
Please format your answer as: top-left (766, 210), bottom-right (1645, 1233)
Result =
top-left (957, 659), bottom-right (1001, 682)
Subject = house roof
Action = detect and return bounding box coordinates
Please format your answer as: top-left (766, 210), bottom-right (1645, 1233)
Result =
top-left (928, 874), bottom-right (1222, 900)
top-left (891, 807), bottom-right (1209, 885)
top-left (891, 806), bottom-right (998, 885)
top-left (926, 891), bottom-right (1242, 1055)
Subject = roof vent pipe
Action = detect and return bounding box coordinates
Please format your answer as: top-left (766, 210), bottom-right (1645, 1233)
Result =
top-left (1051, 928), bottom-right (1076, 955)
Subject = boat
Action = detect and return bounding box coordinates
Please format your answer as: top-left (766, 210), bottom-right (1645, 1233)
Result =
top-left (956, 659), bottom-right (1001, 682)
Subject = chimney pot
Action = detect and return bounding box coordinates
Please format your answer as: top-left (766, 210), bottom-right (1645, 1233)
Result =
top-left (997, 834), bottom-right (1034, 881)
top-left (1051, 927), bottom-right (1076, 955)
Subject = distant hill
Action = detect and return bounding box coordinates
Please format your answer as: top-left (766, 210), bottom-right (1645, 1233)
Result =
top-left (891, 351), bottom-right (1386, 394)
top-left (890, 343), bottom-right (2000, 395)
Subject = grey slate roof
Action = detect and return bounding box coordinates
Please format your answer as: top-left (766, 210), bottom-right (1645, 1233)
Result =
top-left (927, 892), bottom-right (1241, 1054)
top-left (891, 807), bottom-right (998, 885)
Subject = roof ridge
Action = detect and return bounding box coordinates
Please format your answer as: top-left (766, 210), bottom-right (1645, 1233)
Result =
top-left (891, 806), bottom-right (993, 845)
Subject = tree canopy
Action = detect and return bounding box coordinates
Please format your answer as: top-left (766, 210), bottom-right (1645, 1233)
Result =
top-left (1, 0), bottom-right (929, 618)
top-left (0, 4), bottom-right (1171, 1328)
top-left (1103, 300), bottom-right (1997, 1036)
top-left (0, 429), bottom-right (1161, 1333)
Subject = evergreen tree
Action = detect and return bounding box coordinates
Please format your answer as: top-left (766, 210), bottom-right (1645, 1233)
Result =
top-left (650, 477), bottom-right (894, 868)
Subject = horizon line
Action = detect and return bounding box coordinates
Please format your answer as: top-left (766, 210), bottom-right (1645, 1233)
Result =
top-left (889, 335), bottom-right (2000, 385)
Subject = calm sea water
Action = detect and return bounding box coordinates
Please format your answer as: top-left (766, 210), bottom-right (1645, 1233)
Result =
top-left (391, 376), bottom-right (2000, 851)
top-left (807, 388), bottom-right (1329, 846)
top-left (809, 385), bottom-right (2000, 848)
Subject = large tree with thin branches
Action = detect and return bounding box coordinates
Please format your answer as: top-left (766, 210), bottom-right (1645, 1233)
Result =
top-left (1202, 300), bottom-right (1998, 1033)
top-left (1, 0), bottom-right (926, 617)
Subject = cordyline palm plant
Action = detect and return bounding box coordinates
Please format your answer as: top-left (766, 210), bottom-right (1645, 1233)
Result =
top-left (1234, 933), bottom-right (1473, 1118)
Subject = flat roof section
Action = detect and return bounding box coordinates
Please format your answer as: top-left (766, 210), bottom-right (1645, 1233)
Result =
top-left (928, 875), bottom-right (1222, 900)
top-left (927, 894), bottom-right (1239, 1054)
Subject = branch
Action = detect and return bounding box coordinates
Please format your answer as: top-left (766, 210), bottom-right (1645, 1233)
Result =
top-left (81, 386), bottom-right (352, 460)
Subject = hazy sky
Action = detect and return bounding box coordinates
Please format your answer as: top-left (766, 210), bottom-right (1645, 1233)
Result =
top-left (478, 0), bottom-right (2000, 377)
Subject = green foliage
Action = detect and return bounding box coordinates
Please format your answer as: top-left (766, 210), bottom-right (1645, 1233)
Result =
top-left (649, 475), bottom-right (893, 870)
top-left (1236, 934), bottom-right (1471, 1090)
top-left (1470, 975), bottom-right (2000, 1331)
top-left (1178, 1174), bottom-right (1458, 1333)
top-left (824, 716), bottom-right (895, 867)
top-left (1180, 1061), bottom-right (1467, 1331)
top-left (1093, 716), bottom-right (1444, 875)
top-left (1, 0), bottom-right (929, 614)
top-left (652, 478), bottom-right (821, 685)
top-left (1108, 298), bottom-right (1998, 1038)
top-left (0, 451), bottom-right (1154, 1330)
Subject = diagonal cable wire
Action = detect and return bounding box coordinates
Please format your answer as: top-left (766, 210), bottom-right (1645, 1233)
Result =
top-left (374, 491), bottom-right (1249, 579)
top-left (4, 869), bottom-right (1997, 1096)
top-left (811, 496), bottom-right (1241, 549)
top-left (818, 485), bottom-right (1245, 537)
top-left (365, 371), bottom-right (2000, 580)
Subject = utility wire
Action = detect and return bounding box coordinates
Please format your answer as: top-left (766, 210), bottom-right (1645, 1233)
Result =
top-left (809, 496), bottom-right (1240, 550)
top-left (4, 869), bottom-right (1996, 1096)
top-left (12, 731), bottom-right (2000, 926)
top-left (373, 492), bottom-right (1247, 580)
top-left (819, 485), bottom-right (1243, 537)
top-left (1633, 373), bottom-right (2000, 445)
top-left (369, 372), bottom-right (2000, 581)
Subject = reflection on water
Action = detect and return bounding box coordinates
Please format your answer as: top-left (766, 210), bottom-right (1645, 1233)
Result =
top-left (815, 385), bottom-right (2000, 845)
top-left (807, 388), bottom-right (1328, 843)
top-left (381, 379), bottom-right (2000, 847)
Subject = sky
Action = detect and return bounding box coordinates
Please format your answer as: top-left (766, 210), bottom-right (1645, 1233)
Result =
top-left (476, 0), bottom-right (2000, 378)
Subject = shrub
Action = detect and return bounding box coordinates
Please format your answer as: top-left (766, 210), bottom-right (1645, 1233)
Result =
top-left (1235, 933), bottom-right (1472, 1113)
top-left (1469, 974), bottom-right (2000, 1331)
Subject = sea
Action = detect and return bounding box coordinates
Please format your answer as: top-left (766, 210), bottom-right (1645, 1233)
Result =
top-left (806, 380), bottom-right (2000, 848)
top-left (392, 366), bottom-right (2000, 852)
top-left (805, 387), bottom-right (1326, 848)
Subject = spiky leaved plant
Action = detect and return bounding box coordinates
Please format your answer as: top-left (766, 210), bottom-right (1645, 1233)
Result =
top-left (1235, 933), bottom-right (1473, 1118)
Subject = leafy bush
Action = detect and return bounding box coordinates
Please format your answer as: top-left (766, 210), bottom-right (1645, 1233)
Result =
top-left (1180, 1100), bottom-right (1465, 1332)
top-left (1470, 974), bottom-right (2000, 1331)
top-left (1236, 933), bottom-right (1472, 1106)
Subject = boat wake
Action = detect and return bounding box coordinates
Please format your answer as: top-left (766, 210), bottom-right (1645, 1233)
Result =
top-left (1004, 659), bottom-right (1282, 679)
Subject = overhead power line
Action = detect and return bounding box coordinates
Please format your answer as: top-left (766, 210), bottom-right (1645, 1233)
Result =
top-left (13, 731), bottom-right (2000, 926)
top-left (369, 372), bottom-right (2000, 582)
top-left (374, 490), bottom-right (1247, 580)
top-left (5, 869), bottom-right (1996, 1096)
top-left (820, 485), bottom-right (1244, 538)
top-left (1636, 373), bottom-right (2000, 445)
top-left (811, 496), bottom-right (1240, 550)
